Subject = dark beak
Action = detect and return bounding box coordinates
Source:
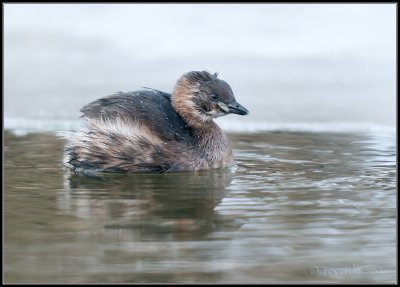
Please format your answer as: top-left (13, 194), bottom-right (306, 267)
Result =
top-left (228, 101), bottom-right (249, 115)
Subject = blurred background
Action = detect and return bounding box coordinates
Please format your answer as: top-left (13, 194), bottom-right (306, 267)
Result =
top-left (4, 3), bottom-right (396, 133)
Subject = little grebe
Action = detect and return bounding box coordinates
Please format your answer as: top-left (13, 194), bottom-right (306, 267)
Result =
top-left (61, 71), bottom-right (248, 173)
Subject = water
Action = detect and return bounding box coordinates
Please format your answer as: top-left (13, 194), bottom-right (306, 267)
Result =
top-left (3, 4), bottom-right (397, 283)
top-left (4, 129), bottom-right (396, 283)
top-left (4, 4), bottom-right (396, 127)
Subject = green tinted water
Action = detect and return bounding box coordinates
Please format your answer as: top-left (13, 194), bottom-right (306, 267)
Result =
top-left (4, 130), bottom-right (396, 283)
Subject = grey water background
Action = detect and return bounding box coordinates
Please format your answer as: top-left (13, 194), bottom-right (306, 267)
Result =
top-left (4, 4), bottom-right (397, 284)
top-left (4, 3), bottom-right (396, 131)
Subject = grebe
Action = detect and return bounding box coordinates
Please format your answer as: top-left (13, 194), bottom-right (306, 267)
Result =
top-left (61, 71), bottom-right (248, 173)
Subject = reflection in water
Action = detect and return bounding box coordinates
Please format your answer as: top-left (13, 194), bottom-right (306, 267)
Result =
top-left (4, 130), bottom-right (396, 283)
top-left (59, 169), bottom-right (235, 240)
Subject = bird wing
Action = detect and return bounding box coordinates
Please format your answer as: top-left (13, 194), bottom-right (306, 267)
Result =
top-left (79, 89), bottom-right (193, 143)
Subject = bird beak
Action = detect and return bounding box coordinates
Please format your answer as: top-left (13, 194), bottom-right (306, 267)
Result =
top-left (227, 101), bottom-right (249, 115)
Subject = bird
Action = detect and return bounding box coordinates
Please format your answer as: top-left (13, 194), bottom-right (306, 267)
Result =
top-left (59, 70), bottom-right (248, 174)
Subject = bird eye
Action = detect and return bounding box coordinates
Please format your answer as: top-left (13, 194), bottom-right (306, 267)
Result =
top-left (210, 94), bottom-right (218, 101)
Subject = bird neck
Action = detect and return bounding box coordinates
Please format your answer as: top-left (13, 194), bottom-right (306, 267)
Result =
top-left (171, 77), bottom-right (213, 129)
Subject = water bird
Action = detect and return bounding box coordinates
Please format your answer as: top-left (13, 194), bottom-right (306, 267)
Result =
top-left (60, 70), bottom-right (248, 173)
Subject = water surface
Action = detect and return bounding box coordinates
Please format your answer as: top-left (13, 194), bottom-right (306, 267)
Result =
top-left (4, 130), bottom-right (396, 283)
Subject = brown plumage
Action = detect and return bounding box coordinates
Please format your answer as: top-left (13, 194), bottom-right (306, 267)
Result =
top-left (59, 71), bottom-right (249, 174)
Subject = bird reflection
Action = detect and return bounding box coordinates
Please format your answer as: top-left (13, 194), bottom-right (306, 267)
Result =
top-left (58, 168), bottom-right (235, 240)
